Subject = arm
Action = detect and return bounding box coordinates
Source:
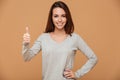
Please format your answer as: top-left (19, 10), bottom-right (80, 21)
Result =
top-left (22, 37), bottom-right (41, 62)
top-left (22, 27), bottom-right (41, 62)
top-left (74, 34), bottom-right (98, 79)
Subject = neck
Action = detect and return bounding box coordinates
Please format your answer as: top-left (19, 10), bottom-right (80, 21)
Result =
top-left (53, 28), bottom-right (66, 36)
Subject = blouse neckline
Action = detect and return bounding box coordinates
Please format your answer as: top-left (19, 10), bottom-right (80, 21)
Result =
top-left (47, 33), bottom-right (70, 45)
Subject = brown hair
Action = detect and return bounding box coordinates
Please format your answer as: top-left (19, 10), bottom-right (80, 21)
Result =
top-left (45, 1), bottom-right (74, 35)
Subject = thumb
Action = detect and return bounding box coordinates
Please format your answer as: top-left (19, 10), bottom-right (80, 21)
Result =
top-left (26, 26), bottom-right (29, 34)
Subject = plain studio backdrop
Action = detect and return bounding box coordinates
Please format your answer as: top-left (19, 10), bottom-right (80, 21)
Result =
top-left (0, 0), bottom-right (120, 80)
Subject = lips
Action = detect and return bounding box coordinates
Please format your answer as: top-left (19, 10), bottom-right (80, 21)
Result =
top-left (57, 23), bottom-right (64, 26)
top-left (58, 24), bottom-right (63, 26)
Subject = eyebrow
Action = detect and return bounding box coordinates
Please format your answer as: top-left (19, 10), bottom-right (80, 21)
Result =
top-left (53, 13), bottom-right (66, 15)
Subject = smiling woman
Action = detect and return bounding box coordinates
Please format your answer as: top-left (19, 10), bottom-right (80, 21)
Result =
top-left (52, 7), bottom-right (67, 31)
top-left (22, 1), bottom-right (98, 80)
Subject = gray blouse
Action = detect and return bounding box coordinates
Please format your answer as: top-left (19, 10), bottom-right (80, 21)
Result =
top-left (22, 33), bottom-right (97, 80)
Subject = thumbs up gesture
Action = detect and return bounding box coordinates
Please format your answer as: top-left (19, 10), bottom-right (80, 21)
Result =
top-left (23, 27), bottom-right (30, 43)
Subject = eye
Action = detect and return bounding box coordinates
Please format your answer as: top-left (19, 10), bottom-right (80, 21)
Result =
top-left (62, 14), bottom-right (66, 17)
top-left (53, 14), bottom-right (58, 18)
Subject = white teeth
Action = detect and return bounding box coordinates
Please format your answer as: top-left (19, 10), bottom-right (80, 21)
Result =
top-left (56, 23), bottom-right (64, 27)
top-left (57, 24), bottom-right (63, 26)
top-left (58, 25), bottom-right (62, 26)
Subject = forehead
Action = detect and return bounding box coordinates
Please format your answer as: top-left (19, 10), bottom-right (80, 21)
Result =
top-left (52, 7), bottom-right (66, 14)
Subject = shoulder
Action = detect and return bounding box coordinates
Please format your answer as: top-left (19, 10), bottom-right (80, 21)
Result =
top-left (71, 32), bottom-right (81, 38)
top-left (37, 33), bottom-right (49, 40)
top-left (70, 32), bottom-right (84, 41)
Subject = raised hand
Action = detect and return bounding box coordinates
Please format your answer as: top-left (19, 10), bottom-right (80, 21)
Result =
top-left (23, 26), bottom-right (30, 43)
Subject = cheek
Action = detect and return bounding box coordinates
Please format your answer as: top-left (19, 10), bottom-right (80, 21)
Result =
top-left (63, 18), bottom-right (67, 23)
top-left (52, 17), bottom-right (57, 23)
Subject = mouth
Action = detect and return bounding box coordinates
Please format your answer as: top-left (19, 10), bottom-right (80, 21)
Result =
top-left (57, 23), bottom-right (64, 26)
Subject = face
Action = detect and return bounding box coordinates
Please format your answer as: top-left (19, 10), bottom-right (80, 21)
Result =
top-left (52, 7), bottom-right (67, 31)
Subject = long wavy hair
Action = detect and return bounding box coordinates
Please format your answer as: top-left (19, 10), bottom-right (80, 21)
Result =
top-left (45, 1), bottom-right (74, 35)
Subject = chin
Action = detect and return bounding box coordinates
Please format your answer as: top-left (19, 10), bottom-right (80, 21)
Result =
top-left (57, 26), bottom-right (64, 29)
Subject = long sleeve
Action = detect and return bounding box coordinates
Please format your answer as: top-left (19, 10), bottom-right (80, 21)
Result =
top-left (74, 34), bottom-right (98, 79)
top-left (22, 36), bottom-right (42, 62)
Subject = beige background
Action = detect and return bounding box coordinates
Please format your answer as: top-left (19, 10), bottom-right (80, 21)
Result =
top-left (0, 0), bottom-right (120, 80)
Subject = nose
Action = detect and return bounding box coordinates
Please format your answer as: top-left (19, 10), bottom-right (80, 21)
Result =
top-left (58, 17), bottom-right (62, 22)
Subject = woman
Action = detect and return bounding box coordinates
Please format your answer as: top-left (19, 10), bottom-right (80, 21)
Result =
top-left (22, 1), bottom-right (98, 80)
